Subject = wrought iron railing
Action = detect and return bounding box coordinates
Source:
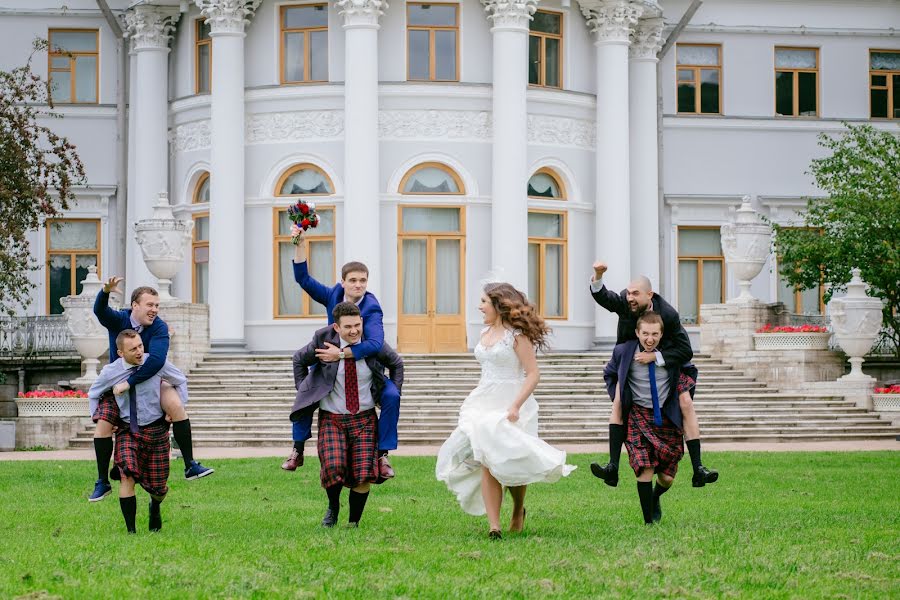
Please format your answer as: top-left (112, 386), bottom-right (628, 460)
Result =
top-left (0, 316), bottom-right (75, 358)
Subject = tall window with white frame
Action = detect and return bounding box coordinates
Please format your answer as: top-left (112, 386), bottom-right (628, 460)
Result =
top-left (195, 18), bottom-right (211, 94)
top-left (48, 29), bottom-right (99, 104)
top-left (870, 49), bottom-right (900, 119)
top-left (775, 47), bottom-right (818, 117)
top-left (274, 165), bottom-right (335, 318)
top-left (676, 44), bottom-right (721, 114)
top-left (281, 4), bottom-right (329, 84)
top-left (192, 173), bottom-right (210, 304)
top-left (46, 219), bottom-right (101, 314)
top-left (529, 11), bottom-right (562, 89)
top-left (407, 3), bottom-right (459, 82)
top-left (677, 227), bottom-right (724, 325)
top-left (527, 169), bottom-right (567, 319)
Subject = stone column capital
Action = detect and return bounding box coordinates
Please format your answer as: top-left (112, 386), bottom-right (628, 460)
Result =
top-left (579, 0), bottom-right (642, 44)
top-left (124, 5), bottom-right (180, 51)
top-left (629, 17), bottom-right (664, 59)
top-left (481, 0), bottom-right (538, 32)
top-left (195, 0), bottom-right (262, 36)
top-left (338, 0), bottom-right (388, 29)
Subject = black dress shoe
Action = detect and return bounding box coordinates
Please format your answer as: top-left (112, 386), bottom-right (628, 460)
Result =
top-left (652, 497), bottom-right (662, 524)
top-left (692, 465), bottom-right (719, 488)
top-left (590, 462), bottom-right (619, 487)
top-left (321, 507), bottom-right (339, 528)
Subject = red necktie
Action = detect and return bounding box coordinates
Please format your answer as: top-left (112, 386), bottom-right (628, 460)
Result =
top-left (344, 356), bottom-right (359, 414)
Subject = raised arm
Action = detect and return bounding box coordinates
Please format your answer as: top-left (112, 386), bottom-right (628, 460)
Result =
top-left (127, 322), bottom-right (170, 388)
top-left (291, 227), bottom-right (332, 307)
top-left (292, 339), bottom-right (319, 390)
top-left (349, 304), bottom-right (384, 360)
top-left (589, 261), bottom-right (629, 316)
top-left (93, 277), bottom-right (125, 330)
top-left (378, 342), bottom-right (404, 392)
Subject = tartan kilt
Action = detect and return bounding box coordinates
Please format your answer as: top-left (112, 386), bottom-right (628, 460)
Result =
top-left (676, 372), bottom-right (696, 396)
top-left (317, 409), bottom-right (379, 489)
top-left (625, 405), bottom-right (684, 479)
top-left (92, 391), bottom-right (120, 425)
top-left (114, 418), bottom-right (171, 500)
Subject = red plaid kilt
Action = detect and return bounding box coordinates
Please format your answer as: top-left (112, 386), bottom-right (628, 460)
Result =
top-left (677, 372), bottom-right (696, 396)
top-left (625, 405), bottom-right (684, 479)
top-left (317, 409), bottom-right (379, 489)
top-left (92, 391), bottom-right (120, 425)
top-left (114, 417), bottom-right (171, 500)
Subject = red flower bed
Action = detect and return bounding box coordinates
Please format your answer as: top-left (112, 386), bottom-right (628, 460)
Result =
top-left (874, 385), bottom-right (900, 394)
top-left (755, 324), bottom-right (829, 334)
top-left (18, 390), bottom-right (88, 399)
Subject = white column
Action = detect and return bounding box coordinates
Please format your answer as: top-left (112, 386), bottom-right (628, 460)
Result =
top-left (197, 0), bottom-right (260, 350)
top-left (629, 17), bottom-right (664, 288)
top-left (124, 6), bottom-right (178, 292)
top-left (482, 0), bottom-right (536, 291)
top-left (581, 0), bottom-right (641, 342)
top-left (338, 0), bottom-right (385, 294)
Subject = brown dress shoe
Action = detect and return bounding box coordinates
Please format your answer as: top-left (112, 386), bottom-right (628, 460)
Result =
top-left (281, 448), bottom-right (303, 471)
top-left (378, 455), bottom-right (395, 479)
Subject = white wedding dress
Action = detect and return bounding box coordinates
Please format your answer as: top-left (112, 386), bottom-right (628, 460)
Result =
top-left (435, 328), bottom-right (576, 515)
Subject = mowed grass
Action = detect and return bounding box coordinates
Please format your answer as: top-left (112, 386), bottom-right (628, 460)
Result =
top-left (0, 452), bottom-right (898, 599)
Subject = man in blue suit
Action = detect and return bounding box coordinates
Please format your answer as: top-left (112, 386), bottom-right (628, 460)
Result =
top-left (88, 277), bottom-right (213, 502)
top-left (281, 226), bottom-right (400, 480)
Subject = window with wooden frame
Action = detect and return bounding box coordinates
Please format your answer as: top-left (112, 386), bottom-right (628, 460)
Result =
top-left (775, 47), bottom-right (818, 117)
top-left (676, 44), bottom-right (721, 114)
top-left (48, 29), bottom-right (99, 104)
top-left (280, 4), bottom-right (329, 84)
top-left (407, 3), bottom-right (459, 82)
top-left (527, 211), bottom-right (567, 319)
top-left (46, 219), bottom-right (101, 314)
top-left (400, 163), bottom-right (465, 194)
top-left (677, 227), bottom-right (724, 324)
top-left (870, 49), bottom-right (900, 119)
top-left (193, 172), bottom-right (210, 204)
top-left (192, 212), bottom-right (209, 304)
top-left (529, 11), bottom-right (562, 89)
top-left (195, 18), bottom-right (211, 94)
top-left (527, 168), bottom-right (565, 199)
top-left (273, 206), bottom-right (336, 317)
top-left (276, 164), bottom-right (334, 196)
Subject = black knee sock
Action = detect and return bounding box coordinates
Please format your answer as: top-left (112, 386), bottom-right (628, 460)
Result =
top-left (378, 450), bottom-right (388, 458)
top-left (348, 490), bottom-right (370, 524)
top-left (293, 440), bottom-right (305, 453)
top-left (119, 496), bottom-right (137, 533)
top-left (686, 439), bottom-right (702, 472)
top-left (637, 482), bottom-right (654, 524)
top-left (609, 424), bottom-right (625, 468)
top-left (172, 420), bottom-right (194, 467)
top-left (326, 484), bottom-right (342, 512)
top-left (654, 481), bottom-right (671, 500)
top-left (94, 437), bottom-right (113, 482)
top-left (149, 498), bottom-right (162, 531)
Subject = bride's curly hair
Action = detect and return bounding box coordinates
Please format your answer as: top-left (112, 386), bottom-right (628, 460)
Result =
top-left (484, 282), bottom-right (552, 352)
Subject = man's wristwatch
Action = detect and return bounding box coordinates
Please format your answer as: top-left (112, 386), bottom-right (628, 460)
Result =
top-left (338, 350), bottom-right (346, 360)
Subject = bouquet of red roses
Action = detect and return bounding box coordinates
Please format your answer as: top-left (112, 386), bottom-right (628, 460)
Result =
top-left (287, 200), bottom-right (319, 244)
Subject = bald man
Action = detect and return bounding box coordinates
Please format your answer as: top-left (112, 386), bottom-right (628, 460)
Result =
top-left (589, 261), bottom-right (718, 488)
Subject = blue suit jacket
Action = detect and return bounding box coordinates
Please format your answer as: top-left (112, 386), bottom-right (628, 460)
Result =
top-left (92, 290), bottom-right (170, 388)
top-left (603, 340), bottom-right (693, 430)
top-left (292, 261), bottom-right (384, 360)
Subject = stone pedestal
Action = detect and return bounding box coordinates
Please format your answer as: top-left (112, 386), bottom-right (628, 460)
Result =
top-left (0, 420), bottom-right (14, 451)
top-left (700, 301), bottom-right (775, 355)
top-left (15, 416), bottom-right (89, 450)
top-left (806, 378), bottom-right (877, 411)
top-left (159, 301), bottom-right (210, 373)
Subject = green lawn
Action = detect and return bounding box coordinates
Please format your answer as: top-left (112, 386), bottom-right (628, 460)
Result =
top-left (0, 452), bottom-right (897, 599)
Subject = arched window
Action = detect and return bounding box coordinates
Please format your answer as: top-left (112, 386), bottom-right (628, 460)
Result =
top-left (527, 168), bottom-right (565, 199)
top-left (399, 162), bottom-right (464, 195)
top-left (276, 164), bottom-right (334, 196)
top-left (193, 172), bottom-right (210, 203)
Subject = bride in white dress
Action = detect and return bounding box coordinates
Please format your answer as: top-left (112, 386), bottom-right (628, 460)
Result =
top-left (435, 283), bottom-right (576, 539)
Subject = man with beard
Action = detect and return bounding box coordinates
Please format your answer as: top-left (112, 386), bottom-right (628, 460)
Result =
top-left (589, 261), bottom-right (718, 488)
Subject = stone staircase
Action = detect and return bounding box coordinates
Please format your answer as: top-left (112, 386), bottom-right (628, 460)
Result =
top-left (69, 353), bottom-right (898, 448)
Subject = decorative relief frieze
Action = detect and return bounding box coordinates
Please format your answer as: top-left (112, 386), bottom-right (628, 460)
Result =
top-left (170, 121), bottom-right (211, 154)
top-left (528, 115), bottom-right (596, 149)
top-left (245, 111), bottom-right (344, 144)
top-left (379, 110), bottom-right (492, 140)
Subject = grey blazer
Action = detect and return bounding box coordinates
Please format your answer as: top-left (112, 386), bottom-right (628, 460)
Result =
top-left (289, 326), bottom-right (404, 422)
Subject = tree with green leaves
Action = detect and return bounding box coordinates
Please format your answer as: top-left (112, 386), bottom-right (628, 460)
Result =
top-left (773, 123), bottom-right (900, 356)
top-left (0, 39), bottom-right (86, 316)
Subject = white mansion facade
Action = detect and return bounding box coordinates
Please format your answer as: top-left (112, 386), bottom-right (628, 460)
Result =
top-left (3, 0), bottom-right (899, 352)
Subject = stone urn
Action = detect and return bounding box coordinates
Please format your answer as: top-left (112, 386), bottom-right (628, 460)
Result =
top-left (828, 268), bottom-right (884, 381)
top-left (720, 196), bottom-right (772, 304)
top-left (134, 192), bottom-right (193, 302)
top-left (60, 265), bottom-right (109, 387)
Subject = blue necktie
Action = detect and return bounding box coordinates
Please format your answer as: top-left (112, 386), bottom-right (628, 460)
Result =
top-left (648, 361), bottom-right (663, 426)
top-left (127, 366), bottom-right (139, 433)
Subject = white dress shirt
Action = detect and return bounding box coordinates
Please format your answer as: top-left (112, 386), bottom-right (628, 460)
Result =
top-left (319, 338), bottom-right (375, 415)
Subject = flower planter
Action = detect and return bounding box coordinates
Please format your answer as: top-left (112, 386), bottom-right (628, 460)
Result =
top-left (753, 332), bottom-right (832, 351)
top-left (872, 394), bottom-right (900, 412)
top-left (15, 397), bottom-right (90, 417)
